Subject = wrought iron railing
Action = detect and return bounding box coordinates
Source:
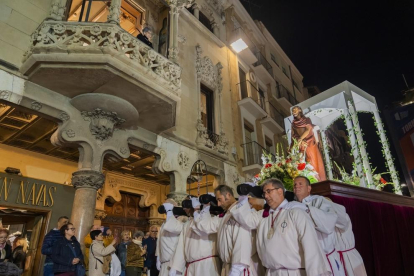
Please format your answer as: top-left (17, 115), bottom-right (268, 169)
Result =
top-left (253, 51), bottom-right (273, 76)
top-left (275, 84), bottom-right (298, 105)
top-left (242, 141), bottom-right (273, 167)
top-left (236, 80), bottom-right (266, 110)
top-left (206, 129), bottom-right (220, 146)
top-left (268, 102), bottom-right (285, 128)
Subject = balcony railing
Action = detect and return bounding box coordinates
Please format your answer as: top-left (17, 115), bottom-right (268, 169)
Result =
top-left (275, 84), bottom-right (298, 106)
top-left (206, 129), bottom-right (220, 146)
top-left (268, 102), bottom-right (285, 129)
top-left (242, 141), bottom-right (273, 167)
top-left (253, 51), bottom-right (273, 76)
top-left (237, 80), bottom-right (266, 110)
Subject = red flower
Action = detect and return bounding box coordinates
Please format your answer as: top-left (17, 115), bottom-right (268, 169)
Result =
top-left (286, 158), bottom-right (291, 163)
top-left (278, 163), bottom-right (282, 167)
top-left (255, 174), bottom-right (259, 178)
top-left (297, 163), bottom-right (306, 171)
top-left (265, 163), bottom-right (272, 168)
top-left (380, 177), bottom-right (387, 184)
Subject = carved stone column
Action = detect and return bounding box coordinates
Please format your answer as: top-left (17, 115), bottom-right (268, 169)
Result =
top-left (48, 0), bottom-right (68, 21)
top-left (71, 170), bottom-right (105, 244)
top-left (107, 0), bottom-right (122, 24)
top-left (212, 21), bottom-right (219, 37)
top-left (51, 93), bottom-right (139, 246)
top-left (192, 3), bottom-right (200, 19)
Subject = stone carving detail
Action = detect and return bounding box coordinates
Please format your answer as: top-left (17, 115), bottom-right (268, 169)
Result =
top-left (195, 44), bottom-right (223, 92)
top-left (107, 0), bottom-right (122, 24)
top-left (217, 132), bottom-right (229, 154)
top-left (95, 209), bottom-right (108, 220)
top-left (25, 22), bottom-right (182, 92)
top-left (49, 0), bottom-right (67, 21)
top-left (59, 112), bottom-right (70, 121)
top-left (148, 219), bottom-right (165, 226)
top-left (0, 91), bottom-right (10, 100)
top-left (72, 170), bottom-right (105, 190)
top-left (65, 129), bottom-right (76, 138)
top-left (31, 101), bottom-right (42, 111)
top-left (168, 192), bottom-right (189, 206)
top-left (177, 151), bottom-right (190, 170)
top-left (206, 0), bottom-right (223, 15)
top-left (178, 34), bottom-right (186, 44)
top-left (81, 108), bottom-right (126, 141)
top-left (120, 147), bottom-right (129, 155)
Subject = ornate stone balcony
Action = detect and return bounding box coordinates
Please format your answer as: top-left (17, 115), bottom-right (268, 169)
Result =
top-left (20, 21), bottom-right (182, 133)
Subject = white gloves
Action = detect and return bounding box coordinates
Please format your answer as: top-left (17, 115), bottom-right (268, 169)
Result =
top-left (169, 269), bottom-right (177, 276)
top-left (228, 264), bottom-right (246, 276)
top-left (163, 203), bottom-right (174, 221)
top-left (237, 195), bottom-right (249, 208)
top-left (156, 256), bottom-right (161, 271)
top-left (200, 205), bottom-right (210, 215)
top-left (191, 197), bottom-right (201, 209)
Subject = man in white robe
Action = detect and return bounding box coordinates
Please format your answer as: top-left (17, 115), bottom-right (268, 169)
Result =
top-left (293, 176), bottom-right (346, 276)
top-left (168, 197), bottom-right (221, 276)
top-left (330, 202), bottom-right (367, 276)
top-left (193, 185), bottom-right (257, 276)
top-left (231, 178), bottom-right (332, 276)
top-left (156, 200), bottom-right (187, 276)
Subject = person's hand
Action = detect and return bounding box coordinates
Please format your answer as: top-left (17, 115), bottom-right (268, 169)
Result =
top-left (72, 258), bottom-right (80, 265)
top-left (156, 256), bottom-right (161, 271)
top-left (191, 197), bottom-right (201, 209)
top-left (144, 267), bottom-right (148, 272)
top-left (163, 202), bottom-right (174, 212)
top-left (141, 246), bottom-right (147, 255)
top-left (111, 237), bottom-right (118, 246)
top-left (169, 269), bottom-right (177, 276)
top-left (106, 229), bottom-right (112, 236)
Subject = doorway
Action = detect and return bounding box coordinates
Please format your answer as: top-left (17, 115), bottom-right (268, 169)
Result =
top-left (102, 192), bottom-right (150, 238)
top-left (0, 207), bottom-right (50, 276)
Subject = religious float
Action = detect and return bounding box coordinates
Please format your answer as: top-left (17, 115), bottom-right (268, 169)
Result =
top-left (254, 81), bottom-right (414, 276)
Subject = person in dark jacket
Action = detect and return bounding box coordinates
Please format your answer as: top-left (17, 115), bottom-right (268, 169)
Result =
top-left (0, 228), bottom-right (12, 263)
top-left (51, 223), bottom-right (84, 276)
top-left (41, 216), bottom-right (69, 276)
top-left (142, 226), bottom-right (158, 276)
top-left (137, 27), bottom-right (153, 48)
top-left (116, 230), bottom-right (131, 276)
top-left (12, 237), bottom-right (27, 270)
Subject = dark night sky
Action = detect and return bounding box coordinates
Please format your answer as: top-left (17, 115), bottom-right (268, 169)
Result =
top-left (241, 0), bottom-right (414, 109)
top-left (241, 0), bottom-right (414, 179)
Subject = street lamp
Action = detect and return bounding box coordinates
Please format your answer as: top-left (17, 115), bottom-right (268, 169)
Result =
top-left (189, 160), bottom-right (208, 196)
top-left (230, 27), bottom-right (249, 53)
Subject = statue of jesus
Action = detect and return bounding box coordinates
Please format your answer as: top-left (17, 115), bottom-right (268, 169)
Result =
top-left (291, 106), bottom-right (326, 181)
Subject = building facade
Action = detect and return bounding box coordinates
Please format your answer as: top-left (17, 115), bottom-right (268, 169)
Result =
top-left (0, 0), bottom-right (306, 274)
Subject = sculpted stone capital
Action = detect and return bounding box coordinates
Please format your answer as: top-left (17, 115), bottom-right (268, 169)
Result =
top-left (72, 170), bottom-right (105, 190)
top-left (148, 218), bottom-right (165, 227)
top-left (94, 209), bottom-right (108, 220)
top-left (167, 192), bottom-right (188, 206)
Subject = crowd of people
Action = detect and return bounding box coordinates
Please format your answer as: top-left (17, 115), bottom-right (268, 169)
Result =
top-left (1, 176), bottom-right (366, 276)
top-left (0, 229), bottom-right (29, 275)
top-left (157, 177), bottom-right (367, 276)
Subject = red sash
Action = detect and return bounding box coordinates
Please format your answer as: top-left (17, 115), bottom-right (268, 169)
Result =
top-left (184, 255), bottom-right (218, 276)
top-left (337, 247), bottom-right (355, 276)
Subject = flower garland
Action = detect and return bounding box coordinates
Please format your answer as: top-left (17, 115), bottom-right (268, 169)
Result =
top-left (253, 141), bottom-right (319, 191)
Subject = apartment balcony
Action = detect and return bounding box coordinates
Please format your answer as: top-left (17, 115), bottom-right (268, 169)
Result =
top-left (20, 20), bottom-right (181, 133)
top-left (241, 141), bottom-right (271, 175)
top-left (261, 102), bottom-right (285, 133)
top-left (274, 84), bottom-right (298, 108)
top-left (237, 81), bottom-right (267, 119)
top-left (253, 51), bottom-right (274, 84)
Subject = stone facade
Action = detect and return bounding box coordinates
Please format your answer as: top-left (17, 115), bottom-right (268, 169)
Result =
top-left (0, 0), bottom-right (306, 243)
